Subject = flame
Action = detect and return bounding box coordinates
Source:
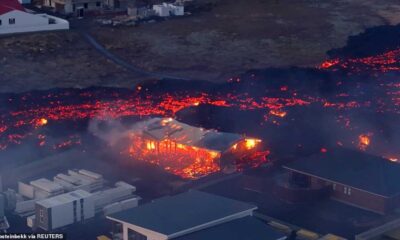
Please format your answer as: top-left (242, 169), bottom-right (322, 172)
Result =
top-left (320, 59), bottom-right (340, 69)
top-left (129, 137), bottom-right (221, 179)
top-left (270, 110), bottom-right (287, 118)
top-left (383, 155), bottom-right (399, 162)
top-left (36, 118), bottom-right (48, 127)
top-left (128, 134), bottom-right (266, 179)
top-left (245, 139), bottom-right (261, 150)
top-left (358, 133), bottom-right (372, 151)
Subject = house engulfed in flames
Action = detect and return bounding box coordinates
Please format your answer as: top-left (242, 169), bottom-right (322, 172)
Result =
top-left (129, 118), bottom-right (267, 179)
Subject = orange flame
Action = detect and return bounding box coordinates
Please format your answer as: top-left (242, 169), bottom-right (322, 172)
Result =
top-left (358, 133), bottom-right (372, 151)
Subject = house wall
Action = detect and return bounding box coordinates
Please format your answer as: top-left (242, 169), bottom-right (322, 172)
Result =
top-left (0, 10), bottom-right (69, 34)
top-left (153, 5), bottom-right (169, 17)
top-left (44, 0), bottom-right (102, 13)
top-left (329, 181), bottom-right (388, 214)
top-left (105, 0), bottom-right (128, 9)
top-left (304, 174), bottom-right (390, 214)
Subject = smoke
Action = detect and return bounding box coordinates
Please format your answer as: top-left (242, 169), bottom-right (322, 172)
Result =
top-left (89, 118), bottom-right (127, 146)
top-left (88, 117), bottom-right (149, 147)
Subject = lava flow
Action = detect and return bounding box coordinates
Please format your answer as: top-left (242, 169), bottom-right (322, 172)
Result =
top-left (2, 45), bottom-right (400, 179)
top-left (319, 49), bottom-right (400, 73)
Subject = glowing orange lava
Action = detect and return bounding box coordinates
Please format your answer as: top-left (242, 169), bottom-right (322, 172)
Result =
top-left (319, 49), bottom-right (400, 73)
top-left (358, 133), bottom-right (372, 151)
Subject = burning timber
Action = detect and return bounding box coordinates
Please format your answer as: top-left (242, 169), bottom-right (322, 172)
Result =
top-left (128, 118), bottom-right (267, 179)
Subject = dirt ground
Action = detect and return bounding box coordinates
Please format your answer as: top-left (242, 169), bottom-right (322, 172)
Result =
top-left (92, 0), bottom-right (400, 81)
top-left (1, 0), bottom-right (400, 92)
top-left (0, 32), bottom-right (137, 93)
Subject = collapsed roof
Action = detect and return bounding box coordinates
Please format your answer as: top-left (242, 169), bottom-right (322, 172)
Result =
top-left (138, 118), bottom-right (245, 152)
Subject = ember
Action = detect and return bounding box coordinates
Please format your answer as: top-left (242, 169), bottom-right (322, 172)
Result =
top-left (358, 133), bottom-right (372, 151)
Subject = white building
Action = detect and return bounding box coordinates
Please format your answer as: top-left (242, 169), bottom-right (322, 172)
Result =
top-left (153, 3), bottom-right (184, 17)
top-left (0, 195), bottom-right (9, 232)
top-left (0, 0), bottom-right (69, 35)
top-left (29, 183), bottom-right (139, 231)
top-left (16, 169), bottom-right (104, 215)
top-left (92, 181), bottom-right (137, 214)
top-left (43, 0), bottom-right (104, 16)
top-left (35, 190), bottom-right (95, 231)
top-left (107, 190), bottom-right (287, 240)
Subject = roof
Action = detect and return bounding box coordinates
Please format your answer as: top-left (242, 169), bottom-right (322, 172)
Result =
top-left (30, 178), bottom-right (64, 193)
top-left (174, 216), bottom-right (286, 240)
top-left (284, 148), bottom-right (400, 197)
top-left (139, 118), bottom-right (244, 152)
top-left (37, 190), bottom-right (92, 208)
top-left (383, 227), bottom-right (400, 240)
top-left (0, 0), bottom-right (24, 15)
top-left (107, 190), bottom-right (257, 236)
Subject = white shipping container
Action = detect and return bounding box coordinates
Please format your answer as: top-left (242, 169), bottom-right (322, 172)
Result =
top-left (103, 202), bottom-right (123, 215)
top-left (30, 178), bottom-right (63, 194)
top-left (66, 174), bottom-right (92, 184)
top-left (55, 174), bottom-right (80, 185)
top-left (34, 189), bottom-right (52, 199)
top-left (27, 215), bottom-right (35, 228)
top-left (121, 198), bottom-right (139, 210)
top-left (18, 182), bottom-right (35, 199)
top-left (78, 169), bottom-right (103, 180)
top-left (36, 190), bottom-right (95, 231)
top-left (15, 200), bottom-right (36, 214)
top-left (115, 182), bottom-right (136, 191)
top-left (53, 178), bottom-right (75, 191)
top-left (93, 187), bottom-right (135, 209)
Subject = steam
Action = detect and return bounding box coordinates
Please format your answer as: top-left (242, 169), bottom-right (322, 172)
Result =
top-left (88, 118), bottom-right (148, 146)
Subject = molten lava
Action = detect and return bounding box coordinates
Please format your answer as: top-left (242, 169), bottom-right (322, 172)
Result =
top-left (358, 133), bottom-right (372, 151)
top-left (1, 47), bottom-right (400, 178)
top-left (319, 49), bottom-right (400, 73)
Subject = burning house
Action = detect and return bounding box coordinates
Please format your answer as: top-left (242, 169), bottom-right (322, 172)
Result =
top-left (281, 148), bottom-right (400, 214)
top-left (128, 118), bottom-right (266, 179)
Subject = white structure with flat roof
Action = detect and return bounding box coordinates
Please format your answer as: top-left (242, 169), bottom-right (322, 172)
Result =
top-left (0, 0), bottom-right (69, 35)
top-left (0, 194), bottom-right (9, 232)
top-left (26, 180), bottom-right (139, 230)
top-left (35, 190), bottom-right (95, 231)
top-left (153, 3), bottom-right (184, 17)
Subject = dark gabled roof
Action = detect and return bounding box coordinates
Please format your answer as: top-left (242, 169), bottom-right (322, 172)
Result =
top-left (174, 216), bottom-right (286, 240)
top-left (284, 148), bottom-right (400, 197)
top-left (107, 190), bottom-right (257, 236)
